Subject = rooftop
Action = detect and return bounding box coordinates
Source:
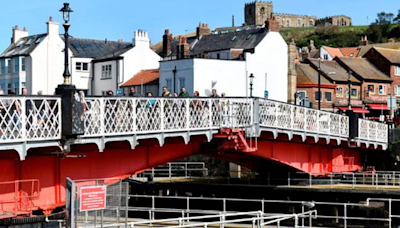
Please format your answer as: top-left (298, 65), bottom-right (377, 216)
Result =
top-left (339, 47), bottom-right (360, 57)
top-left (66, 37), bottom-right (132, 59)
top-left (121, 69), bottom-right (159, 87)
top-left (358, 42), bottom-right (400, 57)
top-left (296, 63), bottom-right (332, 85)
top-left (373, 47), bottom-right (400, 64)
top-left (0, 34), bottom-right (47, 58)
top-left (323, 46), bottom-right (344, 58)
top-left (192, 28), bottom-right (267, 56)
top-left (336, 57), bottom-right (392, 82)
top-left (307, 58), bottom-right (360, 83)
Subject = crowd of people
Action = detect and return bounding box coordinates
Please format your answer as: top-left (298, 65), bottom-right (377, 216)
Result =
top-left (105, 87), bottom-right (226, 98)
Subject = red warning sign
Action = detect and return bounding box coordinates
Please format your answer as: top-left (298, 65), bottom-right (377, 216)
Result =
top-left (80, 186), bottom-right (107, 211)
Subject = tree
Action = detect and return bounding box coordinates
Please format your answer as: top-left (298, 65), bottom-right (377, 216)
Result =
top-left (376, 12), bottom-right (394, 25)
top-left (366, 23), bottom-right (383, 43)
top-left (394, 10), bottom-right (400, 23)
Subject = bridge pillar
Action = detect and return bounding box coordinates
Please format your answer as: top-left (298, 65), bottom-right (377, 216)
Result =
top-left (55, 84), bottom-right (85, 141)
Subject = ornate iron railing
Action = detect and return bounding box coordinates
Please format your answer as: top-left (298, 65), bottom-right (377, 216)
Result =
top-left (358, 119), bottom-right (388, 143)
top-left (258, 99), bottom-right (349, 138)
top-left (83, 97), bottom-right (253, 137)
top-left (0, 96), bottom-right (61, 143)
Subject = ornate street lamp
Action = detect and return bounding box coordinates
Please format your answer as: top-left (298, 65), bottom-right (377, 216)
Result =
top-left (318, 58), bottom-right (322, 110)
top-left (60, 3), bottom-right (73, 85)
top-left (172, 66), bottom-right (177, 94)
top-left (347, 69), bottom-right (352, 110)
top-left (249, 73), bottom-right (255, 98)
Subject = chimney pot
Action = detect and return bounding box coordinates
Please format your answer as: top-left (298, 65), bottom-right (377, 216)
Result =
top-left (199, 22), bottom-right (201, 27)
top-left (23, 27), bottom-right (27, 32)
top-left (15, 25), bottom-right (19, 30)
top-left (206, 24), bottom-right (208, 28)
top-left (202, 23), bottom-right (205, 27)
top-left (49, 16), bottom-right (52, 22)
top-left (165, 29), bottom-right (169, 35)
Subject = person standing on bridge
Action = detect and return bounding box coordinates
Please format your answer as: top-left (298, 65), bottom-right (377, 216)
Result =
top-left (129, 87), bottom-right (138, 97)
top-left (162, 87), bottom-right (171, 97)
top-left (179, 87), bottom-right (190, 97)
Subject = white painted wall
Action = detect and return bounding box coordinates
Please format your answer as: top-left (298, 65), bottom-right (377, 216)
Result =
top-left (93, 60), bottom-right (119, 95)
top-left (159, 31), bottom-right (288, 101)
top-left (320, 46), bottom-right (333, 61)
top-left (208, 50), bottom-right (231, 60)
top-left (159, 59), bottom-right (195, 95)
top-left (246, 31), bottom-right (288, 102)
top-left (121, 31), bottom-right (161, 83)
top-left (28, 34), bottom-right (67, 95)
top-left (71, 57), bottom-right (92, 91)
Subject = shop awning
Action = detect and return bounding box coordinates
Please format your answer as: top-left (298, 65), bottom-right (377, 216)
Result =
top-left (367, 104), bottom-right (389, 110)
top-left (338, 107), bottom-right (370, 114)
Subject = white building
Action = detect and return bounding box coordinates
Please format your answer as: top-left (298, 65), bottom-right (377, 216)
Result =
top-left (0, 17), bottom-right (161, 95)
top-left (159, 19), bottom-right (288, 101)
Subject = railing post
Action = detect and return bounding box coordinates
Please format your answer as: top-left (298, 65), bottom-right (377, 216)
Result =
top-left (186, 98), bottom-right (190, 130)
top-left (100, 98), bottom-right (105, 135)
top-left (185, 163), bottom-right (188, 178)
top-left (209, 100), bottom-right (213, 128)
top-left (309, 173), bottom-right (312, 187)
top-left (301, 205), bottom-right (305, 227)
top-left (288, 172), bottom-right (291, 186)
top-left (161, 99), bottom-right (165, 131)
top-left (389, 198), bottom-right (392, 228)
top-left (186, 196), bottom-right (190, 219)
top-left (20, 97), bottom-right (26, 141)
top-left (132, 98), bottom-right (137, 133)
top-left (344, 204), bottom-right (347, 228)
top-left (169, 163), bottom-right (172, 181)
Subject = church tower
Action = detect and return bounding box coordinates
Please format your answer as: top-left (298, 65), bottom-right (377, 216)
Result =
top-left (245, 1), bottom-right (273, 26)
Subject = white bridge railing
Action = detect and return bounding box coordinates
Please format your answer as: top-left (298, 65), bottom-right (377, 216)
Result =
top-left (259, 99), bottom-right (349, 138)
top-left (0, 96), bottom-right (61, 143)
top-left (83, 97), bottom-right (253, 137)
top-left (358, 118), bottom-right (388, 143)
top-left (0, 97), bottom-right (388, 146)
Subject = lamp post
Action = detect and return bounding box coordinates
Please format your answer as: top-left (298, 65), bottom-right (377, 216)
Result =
top-left (60, 3), bottom-right (73, 85)
top-left (249, 73), bottom-right (255, 98)
top-left (318, 58), bottom-right (322, 110)
top-left (172, 66), bottom-right (177, 94)
top-left (347, 69), bottom-right (352, 110)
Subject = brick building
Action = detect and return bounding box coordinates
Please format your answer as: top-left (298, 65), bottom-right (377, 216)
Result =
top-left (316, 15), bottom-right (352, 27)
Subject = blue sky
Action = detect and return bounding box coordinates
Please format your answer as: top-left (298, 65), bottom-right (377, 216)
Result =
top-left (0, 0), bottom-right (398, 51)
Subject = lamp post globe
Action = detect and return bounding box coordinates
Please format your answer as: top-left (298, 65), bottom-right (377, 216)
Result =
top-left (249, 73), bottom-right (255, 98)
top-left (60, 3), bottom-right (73, 85)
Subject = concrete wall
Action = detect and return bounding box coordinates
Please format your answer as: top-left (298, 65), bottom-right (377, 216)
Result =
top-left (71, 57), bottom-right (92, 91)
top-left (93, 60), bottom-right (119, 95)
top-left (159, 59), bottom-right (195, 95)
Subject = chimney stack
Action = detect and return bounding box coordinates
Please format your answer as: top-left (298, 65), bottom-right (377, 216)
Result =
top-left (133, 30), bottom-right (150, 49)
top-left (47, 16), bottom-right (59, 40)
top-left (288, 38), bottom-right (298, 104)
top-left (232, 15), bottom-right (235, 27)
top-left (196, 22), bottom-right (211, 38)
top-left (359, 35), bottom-right (368, 46)
top-left (265, 16), bottom-right (280, 32)
top-left (176, 37), bottom-right (189, 60)
top-left (163, 29), bottom-right (173, 57)
top-left (12, 24), bottom-right (28, 44)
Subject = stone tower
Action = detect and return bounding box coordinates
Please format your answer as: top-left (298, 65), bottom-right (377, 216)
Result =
top-left (288, 39), bottom-right (297, 104)
top-left (245, 1), bottom-right (273, 26)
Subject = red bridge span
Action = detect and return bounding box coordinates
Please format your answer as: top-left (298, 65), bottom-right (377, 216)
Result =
top-left (0, 96), bottom-right (388, 217)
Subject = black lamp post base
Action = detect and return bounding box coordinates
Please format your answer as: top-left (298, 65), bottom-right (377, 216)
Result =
top-left (345, 109), bottom-right (360, 140)
top-left (56, 84), bottom-right (85, 140)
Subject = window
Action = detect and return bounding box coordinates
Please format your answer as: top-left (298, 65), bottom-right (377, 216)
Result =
top-left (217, 53), bottom-right (220, 59)
top-left (166, 79), bottom-right (172, 91)
top-left (76, 62), bottom-right (89, 71)
top-left (298, 19), bottom-right (301, 26)
top-left (336, 87), bottom-right (343, 97)
top-left (309, 19), bottom-right (313, 27)
top-left (0, 59), bottom-right (5, 75)
top-left (297, 91), bottom-right (306, 100)
top-left (21, 82), bottom-right (25, 88)
top-left (351, 88), bottom-right (358, 98)
top-left (325, 92), bottom-right (332, 102)
top-left (179, 78), bottom-right (185, 88)
top-left (315, 91), bottom-right (321, 101)
top-left (7, 83), bottom-right (11, 93)
top-left (14, 82), bottom-right (18, 93)
top-left (248, 8), bottom-right (252, 16)
top-left (14, 57), bottom-right (19, 73)
top-left (350, 53), bottom-right (354, 57)
top-left (286, 19), bottom-right (290, 27)
top-left (101, 64), bottom-right (112, 79)
top-left (396, 85), bottom-right (400, 96)
top-left (323, 54), bottom-right (329, 60)
top-left (260, 7), bottom-right (265, 15)
top-left (367, 84), bottom-right (375, 95)
top-left (21, 57), bottom-right (25, 71)
top-left (341, 18), bottom-right (344, 26)
top-left (395, 66), bottom-right (400, 76)
top-left (7, 59), bottom-right (11, 73)
top-left (378, 85), bottom-right (386, 95)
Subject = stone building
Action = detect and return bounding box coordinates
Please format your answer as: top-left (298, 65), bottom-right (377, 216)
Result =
top-left (244, 1), bottom-right (316, 27)
top-left (316, 15), bottom-right (352, 27)
top-left (244, 1), bottom-right (273, 26)
top-left (274, 13), bottom-right (317, 28)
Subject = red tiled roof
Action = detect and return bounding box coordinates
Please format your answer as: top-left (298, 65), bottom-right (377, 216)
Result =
top-left (339, 47), bottom-right (360, 57)
top-left (121, 69), bottom-right (159, 87)
top-left (323, 46), bottom-right (344, 58)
